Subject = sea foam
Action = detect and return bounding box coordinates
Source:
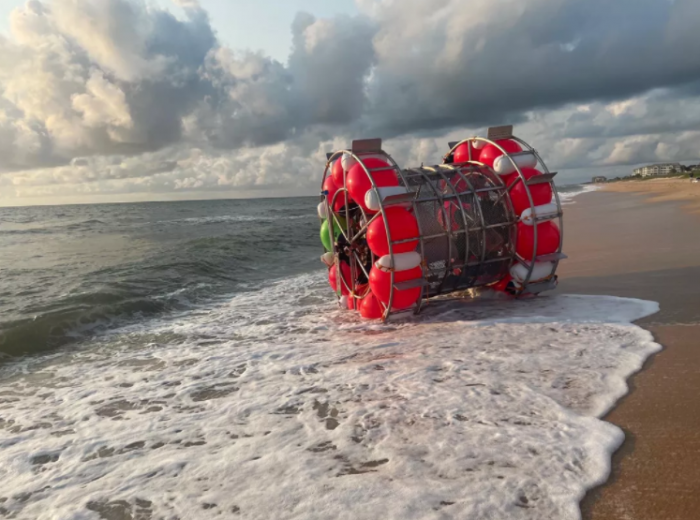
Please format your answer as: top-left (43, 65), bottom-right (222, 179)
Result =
top-left (0, 273), bottom-right (659, 520)
top-left (557, 184), bottom-right (601, 205)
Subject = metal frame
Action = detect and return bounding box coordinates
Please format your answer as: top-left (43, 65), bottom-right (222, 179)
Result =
top-left (442, 128), bottom-right (564, 296)
top-left (321, 141), bottom-right (407, 320)
top-left (319, 126), bottom-right (564, 320)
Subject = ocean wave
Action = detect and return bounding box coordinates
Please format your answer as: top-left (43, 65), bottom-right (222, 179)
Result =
top-left (0, 271), bottom-right (660, 519)
top-left (165, 214), bottom-right (314, 225)
top-left (0, 218), bottom-right (108, 235)
top-left (0, 253), bottom-right (314, 359)
top-left (0, 291), bottom-right (193, 359)
top-left (557, 184), bottom-right (601, 205)
top-left (0, 203), bottom-right (320, 360)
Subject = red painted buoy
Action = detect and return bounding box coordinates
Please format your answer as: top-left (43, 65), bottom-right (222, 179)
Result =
top-left (331, 159), bottom-right (345, 187)
top-left (359, 292), bottom-right (385, 319)
top-left (516, 221), bottom-right (560, 260)
top-left (367, 207), bottom-right (419, 257)
top-left (454, 142), bottom-right (480, 164)
top-left (369, 266), bottom-right (422, 309)
top-left (323, 176), bottom-right (350, 212)
top-left (328, 261), bottom-right (352, 296)
top-left (510, 168), bottom-right (553, 215)
top-left (479, 139), bottom-right (522, 168)
top-left (500, 171), bottom-right (518, 189)
top-left (346, 158), bottom-right (398, 213)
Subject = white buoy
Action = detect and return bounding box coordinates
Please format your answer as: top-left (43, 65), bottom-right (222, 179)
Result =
top-left (493, 152), bottom-right (537, 175)
top-left (375, 252), bottom-right (422, 272)
top-left (341, 152), bottom-right (357, 172)
top-left (364, 186), bottom-right (410, 212)
top-left (519, 203), bottom-right (559, 225)
top-left (510, 261), bottom-right (555, 283)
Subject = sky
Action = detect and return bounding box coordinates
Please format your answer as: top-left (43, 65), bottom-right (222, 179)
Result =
top-left (0, 0), bottom-right (699, 206)
top-left (1, 0), bottom-right (359, 62)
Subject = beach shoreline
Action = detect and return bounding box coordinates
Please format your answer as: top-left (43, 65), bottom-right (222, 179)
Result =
top-left (558, 189), bottom-right (700, 519)
top-left (599, 177), bottom-right (700, 214)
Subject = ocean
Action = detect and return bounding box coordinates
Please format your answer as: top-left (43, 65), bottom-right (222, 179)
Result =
top-left (0, 184), bottom-right (658, 520)
top-left (0, 197), bottom-right (320, 358)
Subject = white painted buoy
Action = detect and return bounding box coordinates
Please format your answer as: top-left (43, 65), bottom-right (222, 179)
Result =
top-left (493, 152), bottom-right (537, 175)
top-left (510, 261), bottom-right (555, 283)
top-left (374, 251), bottom-right (422, 272)
top-left (341, 152), bottom-right (357, 172)
top-left (519, 203), bottom-right (559, 225)
top-left (364, 186), bottom-right (410, 212)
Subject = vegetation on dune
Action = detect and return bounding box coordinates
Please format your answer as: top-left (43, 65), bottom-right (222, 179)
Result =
top-left (603, 171), bottom-right (696, 183)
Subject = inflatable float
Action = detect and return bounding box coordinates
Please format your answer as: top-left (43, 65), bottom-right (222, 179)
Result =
top-left (318, 125), bottom-right (565, 321)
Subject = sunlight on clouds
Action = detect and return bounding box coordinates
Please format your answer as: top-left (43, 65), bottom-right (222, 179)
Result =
top-left (1, 0), bottom-right (700, 204)
top-left (72, 70), bottom-right (134, 134)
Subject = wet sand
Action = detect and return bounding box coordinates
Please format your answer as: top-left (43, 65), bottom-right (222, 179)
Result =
top-left (555, 191), bottom-right (700, 519)
top-left (602, 178), bottom-right (700, 214)
top-left (582, 326), bottom-right (700, 520)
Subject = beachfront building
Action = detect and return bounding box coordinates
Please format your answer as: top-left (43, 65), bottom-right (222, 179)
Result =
top-left (632, 163), bottom-right (683, 177)
top-left (592, 176), bottom-right (607, 183)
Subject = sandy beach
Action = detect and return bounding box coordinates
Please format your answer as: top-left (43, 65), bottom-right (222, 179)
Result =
top-left (602, 178), bottom-right (700, 214)
top-left (556, 188), bottom-right (700, 519)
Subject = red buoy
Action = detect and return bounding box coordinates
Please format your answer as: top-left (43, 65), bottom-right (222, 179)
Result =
top-left (479, 139), bottom-right (522, 168)
top-left (323, 176), bottom-right (349, 212)
top-left (369, 266), bottom-right (422, 309)
top-left (331, 159), bottom-right (345, 187)
top-left (510, 168), bottom-right (553, 215)
top-left (346, 158), bottom-right (398, 213)
top-left (367, 207), bottom-right (419, 257)
top-left (328, 261), bottom-right (352, 295)
top-left (359, 292), bottom-right (385, 319)
top-left (454, 142), bottom-right (480, 164)
top-left (516, 221), bottom-right (560, 260)
top-left (500, 171), bottom-right (518, 189)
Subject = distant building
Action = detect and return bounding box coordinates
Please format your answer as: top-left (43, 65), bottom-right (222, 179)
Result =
top-left (633, 163), bottom-right (682, 177)
top-left (592, 176), bottom-right (607, 183)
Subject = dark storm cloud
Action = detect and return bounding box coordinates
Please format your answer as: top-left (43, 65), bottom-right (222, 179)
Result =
top-left (359, 0), bottom-right (700, 137)
top-left (288, 12), bottom-right (376, 125)
top-left (1, 0), bottom-right (699, 197)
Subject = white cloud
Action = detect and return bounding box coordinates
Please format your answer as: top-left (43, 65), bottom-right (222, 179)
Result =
top-left (1, 0), bottom-right (700, 204)
top-left (72, 70), bottom-right (134, 134)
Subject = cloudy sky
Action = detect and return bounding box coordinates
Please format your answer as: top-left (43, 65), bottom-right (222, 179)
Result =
top-left (0, 0), bottom-right (699, 206)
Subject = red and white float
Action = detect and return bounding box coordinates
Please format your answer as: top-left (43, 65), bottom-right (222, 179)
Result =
top-left (319, 125), bottom-right (565, 321)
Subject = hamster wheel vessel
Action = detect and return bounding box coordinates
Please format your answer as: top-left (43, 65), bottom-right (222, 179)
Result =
top-left (318, 125), bottom-right (566, 321)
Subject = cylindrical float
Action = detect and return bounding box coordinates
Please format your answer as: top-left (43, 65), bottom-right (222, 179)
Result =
top-left (318, 125), bottom-right (565, 321)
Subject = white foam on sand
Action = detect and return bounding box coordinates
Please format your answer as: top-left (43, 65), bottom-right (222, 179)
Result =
top-left (0, 273), bottom-right (660, 520)
top-left (557, 184), bottom-right (601, 205)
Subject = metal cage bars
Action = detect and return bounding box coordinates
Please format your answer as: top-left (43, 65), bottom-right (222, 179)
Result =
top-left (443, 133), bottom-right (564, 295)
top-left (320, 129), bottom-right (563, 321)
